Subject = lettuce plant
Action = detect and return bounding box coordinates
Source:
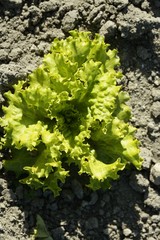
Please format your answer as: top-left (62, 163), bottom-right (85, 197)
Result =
top-left (0, 30), bottom-right (143, 196)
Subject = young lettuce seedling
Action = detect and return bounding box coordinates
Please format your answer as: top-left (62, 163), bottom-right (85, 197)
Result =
top-left (0, 30), bottom-right (143, 196)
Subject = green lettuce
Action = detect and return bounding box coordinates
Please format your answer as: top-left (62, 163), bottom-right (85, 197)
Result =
top-left (0, 30), bottom-right (143, 196)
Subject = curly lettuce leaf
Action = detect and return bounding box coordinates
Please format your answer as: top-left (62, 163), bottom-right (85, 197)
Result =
top-left (0, 30), bottom-right (143, 196)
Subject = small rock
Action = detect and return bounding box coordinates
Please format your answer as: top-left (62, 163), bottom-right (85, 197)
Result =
top-left (130, 172), bottom-right (149, 193)
top-left (0, 203), bottom-right (6, 211)
top-left (111, 0), bottom-right (129, 10)
top-left (88, 192), bottom-right (98, 205)
top-left (37, 42), bottom-right (50, 55)
top-left (141, 0), bottom-right (150, 10)
top-left (0, 178), bottom-right (8, 190)
top-left (62, 10), bottom-right (79, 32)
top-left (85, 217), bottom-right (99, 230)
top-left (28, 6), bottom-right (42, 25)
top-left (8, 0), bottom-right (22, 4)
top-left (147, 121), bottom-right (160, 139)
top-left (0, 223), bottom-right (4, 233)
top-left (123, 228), bottom-right (132, 237)
top-left (87, 5), bottom-right (105, 23)
top-left (1, 189), bottom-right (16, 202)
top-left (147, 237), bottom-right (156, 240)
top-left (71, 179), bottom-right (83, 199)
top-left (151, 101), bottom-right (160, 119)
top-left (140, 147), bottom-right (152, 170)
top-left (99, 20), bottom-right (117, 37)
top-left (150, 163), bottom-right (160, 186)
top-left (144, 187), bottom-right (160, 210)
top-left (94, 0), bottom-right (106, 6)
top-left (152, 138), bottom-right (160, 160)
top-left (0, 49), bottom-right (9, 61)
top-left (0, 162), bottom-right (3, 170)
top-left (62, 189), bottom-right (74, 202)
top-left (151, 89), bottom-right (160, 101)
top-left (81, 200), bottom-right (89, 208)
top-left (52, 226), bottom-right (65, 239)
top-left (141, 212), bottom-right (149, 221)
top-left (147, 122), bottom-right (156, 132)
top-left (48, 202), bottom-right (58, 211)
top-left (137, 46), bottom-right (151, 60)
top-left (151, 215), bottom-right (160, 223)
top-left (39, 0), bottom-right (59, 13)
top-left (9, 48), bottom-right (22, 61)
top-left (154, 78), bottom-right (160, 87)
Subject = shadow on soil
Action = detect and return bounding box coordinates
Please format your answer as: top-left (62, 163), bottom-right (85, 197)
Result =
top-left (1, 168), bottom-right (148, 240)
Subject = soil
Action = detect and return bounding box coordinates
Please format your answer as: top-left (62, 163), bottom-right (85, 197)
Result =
top-left (0, 0), bottom-right (160, 239)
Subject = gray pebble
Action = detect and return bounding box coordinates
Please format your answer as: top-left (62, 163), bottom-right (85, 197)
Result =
top-left (147, 122), bottom-right (160, 139)
top-left (88, 192), bottom-right (98, 205)
top-left (0, 161), bottom-right (3, 170)
top-left (151, 89), bottom-right (160, 101)
top-left (150, 163), bottom-right (160, 186)
top-left (103, 228), bottom-right (110, 235)
top-left (62, 189), bottom-right (74, 202)
top-left (99, 20), bottom-right (117, 37)
top-left (137, 46), bottom-right (151, 60)
top-left (85, 217), bottom-right (99, 230)
top-left (151, 215), bottom-right (160, 223)
top-left (37, 42), bottom-right (50, 55)
top-left (48, 202), bottom-right (58, 211)
top-left (117, 5), bottom-right (158, 39)
top-left (123, 228), bottom-right (132, 237)
top-left (151, 101), bottom-right (160, 119)
top-left (141, 212), bottom-right (149, 221)
top-left (71, 179), bottom-right (83, 199)
top-left (39, 0), bottom-right (59, 13)
top-left (154, 78), bottom-right (160, 87)
top-left (147, 122), bottom-right (156, 132)
top-left (8, 0), bottom-right (22, 3)
top-left (141, 0), bottom-right (150, 10)
top-left (144, 187), bottom-right (160, 210)
top-left (0, 49), bottom-right (9, 61)
top-left (62, 10), bottom-right (79, 32)
top-left (28, 6), bottom-right (42, 25)
top-left (0, 223), bottom-right (4, 233)
top-left (140, 147), bottom-right (152, 170)
top-left (87, 5), bottom-right (105, 23)
top-left (9, 48), bottom-right (22, 61)
top-left (0, 178), bottom-right (8, 190)
top-left (0, 203), bottom-right (6, 211)
top-left (1, 189), bottom-right (16, 202)
top-left (147, 237), bottom-right (156, 240)
top-left (110, 0), bottom-right (128, 10)
top-left (52, 226), bottom-right (65, 239)
top-left (130, 172), bottom-right (149, 193)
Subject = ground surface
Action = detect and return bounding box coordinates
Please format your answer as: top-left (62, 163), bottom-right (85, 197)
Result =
top-left (0, 0), bottom-right (160, 239)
